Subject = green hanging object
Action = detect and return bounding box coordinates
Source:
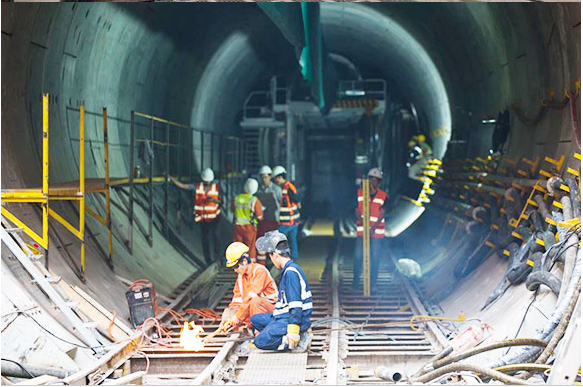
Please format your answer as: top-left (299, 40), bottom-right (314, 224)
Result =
top-left (259, 3), bottom-right (338, 114)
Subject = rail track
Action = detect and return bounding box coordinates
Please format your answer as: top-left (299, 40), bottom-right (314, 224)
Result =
top-left (86, 237), bottom-right (444, 385)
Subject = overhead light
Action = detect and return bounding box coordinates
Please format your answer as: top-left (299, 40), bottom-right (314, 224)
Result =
top-left (345, 90), bottom-right (366, 96)
top-left (481, 119), bottom-right (496, 124)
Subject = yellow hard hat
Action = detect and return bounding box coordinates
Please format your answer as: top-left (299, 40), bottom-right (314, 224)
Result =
top-left (408, 140), bottom-right (416, 148)
top-left (417, 134), bottom-right (426, 142)
top-left (225, 242), bottom-right (249, 268)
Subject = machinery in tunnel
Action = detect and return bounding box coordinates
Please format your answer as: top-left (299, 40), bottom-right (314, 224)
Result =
top-left (1, 1), bottom-right (581, 385)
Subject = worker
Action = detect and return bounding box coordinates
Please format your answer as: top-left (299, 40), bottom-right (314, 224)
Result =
top-left (219, 242), bottom-right (278, 333)
top-left (256, 165), bottom-right (282, 266)
top-left (354, 167), bottom-right (389, 290)
top-left (417, 134), bottom-right (433, 156)
top-left (169, 167), bottom-right (220, 264)
top-left (272, 165), bottom-right (301, 260)
top-left (232, 178), bottom-right (263, 261)
top-left (250, 231), bottom-right (312, 352)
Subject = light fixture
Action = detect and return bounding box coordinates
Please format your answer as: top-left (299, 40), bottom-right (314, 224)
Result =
top-left (481, 119), bottom-right (496, 124)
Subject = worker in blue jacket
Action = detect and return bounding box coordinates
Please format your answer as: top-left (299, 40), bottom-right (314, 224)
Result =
top-left (250, 230), bottom-right (312, 352)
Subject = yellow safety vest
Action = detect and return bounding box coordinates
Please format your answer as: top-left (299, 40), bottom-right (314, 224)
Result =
top-left (234, 193), bottom-right (258, 226)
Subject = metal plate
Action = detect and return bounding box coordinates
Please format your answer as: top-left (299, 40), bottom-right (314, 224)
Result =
top-left (238, 352), bottom-right (308, 385)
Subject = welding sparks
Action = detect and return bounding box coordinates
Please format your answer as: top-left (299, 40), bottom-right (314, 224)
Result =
top-left (179, 321), bottom-right (205, 351)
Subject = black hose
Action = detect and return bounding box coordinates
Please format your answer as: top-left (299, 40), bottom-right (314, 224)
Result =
top-left (525, 270), bottom-right (562, 295)
top-left (565, 177), bottom-right (581, 219)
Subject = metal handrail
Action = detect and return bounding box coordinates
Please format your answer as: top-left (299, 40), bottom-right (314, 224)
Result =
top-left (338, 78), bottom-right (387, 100)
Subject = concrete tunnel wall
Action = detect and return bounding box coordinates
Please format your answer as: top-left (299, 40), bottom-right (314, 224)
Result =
top-left (1, 3), bottom-right (580, 324)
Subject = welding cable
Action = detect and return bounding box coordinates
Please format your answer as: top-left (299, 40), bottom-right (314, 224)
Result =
top-left (135, 351), bottom-right (151, 374)
top-left (412, 363), bottom-right (530, 385)
top-left (1, 359), bottom-right (35, 379)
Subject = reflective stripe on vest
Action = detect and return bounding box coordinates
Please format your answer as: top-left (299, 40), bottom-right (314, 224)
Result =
top-left (280, 181), bottom-right (299, 225)
top-left (357, 188), bottom-right (387, 238)
top-left (194, 182), bottom-right (220, 222)
top-left (234, 193), bottom-right (256, 226)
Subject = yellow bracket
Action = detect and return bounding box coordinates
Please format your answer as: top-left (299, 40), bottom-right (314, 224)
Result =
top-left (1, 206), bottom-right (49, 249)
top-left (397, 304), bottom-right (410, 312)
top-left (536, 238), bottom-right (545, 247)
top-left (485, 240), bottom-right (496, 248)
top-left (544, 155), bottom-right (565, 172)
top-left (558, 218), bottom-right (580, 228)
top-left (567, 167), bottom-right (579, 177)
top-left (539, 169), bottom-right (553, 178)
top-left (86, 206), bottom-right (107, 225)
top-left (48, 209), bottom-right (83, 241)
top-left (503, 249), bottom-right (511, 256)
top-left (526, 259), bottom-right (534, 267)
top-left (553, 201), bottom-right (563, 209)
top-left (410, 312), bottom-right (466, 331)
top-left (575, 153), bottom-right (581, 161)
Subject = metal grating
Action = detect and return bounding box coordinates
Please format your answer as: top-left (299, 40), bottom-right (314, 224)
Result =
top-left (238, 352), bottom-right (308, 385)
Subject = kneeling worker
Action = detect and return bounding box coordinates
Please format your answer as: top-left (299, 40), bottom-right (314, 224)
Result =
top-left (220, 242), bottom-right (278, 333)
top-left (250, 231), bottom-right (312, 352)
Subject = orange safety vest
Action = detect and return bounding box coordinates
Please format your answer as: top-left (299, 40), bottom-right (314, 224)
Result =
top-left (229, 263), bottom-right (278, 320)
top-left (357, 188), bottom-right (388, 238)
top-left (194, 182), bottom-right (220, 223)
top-left (279, 181), bottom-right (300, 226)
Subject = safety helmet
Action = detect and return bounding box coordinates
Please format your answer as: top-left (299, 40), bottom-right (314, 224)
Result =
top-left (244, 178), bottom-right (259, 195)
top-left (408, 140), bottom-right (416, 148)
top-left (368, 167), bottom-right (383, 180)
top-left (417, 134), bottom-right (426, 142)
top-left (258, 165), bottom-right (272, 175)
top-left (225, 242), bottom-right (249, 268)
top-left (256, 230), bottom-right (290, 255)
top-left (201, 168), bottom-right (214, 182)
top-left (272, 165), bottom-right (286, 177)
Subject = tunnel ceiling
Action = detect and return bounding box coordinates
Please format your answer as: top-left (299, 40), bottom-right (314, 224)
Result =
top-left (1, 2), bottom-right (580, 187)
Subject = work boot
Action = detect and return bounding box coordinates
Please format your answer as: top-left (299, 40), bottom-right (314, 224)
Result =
top-left (291, 330), bottom-right (313, 353)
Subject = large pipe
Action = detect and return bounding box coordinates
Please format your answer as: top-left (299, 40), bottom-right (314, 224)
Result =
top-left (1, 359), bottom-right (76, 379)
top-left (374, 366), bottom-right (402, 382)
top-left (558, 195), bottom-right (578, 304)
top-left (411, 363), bottom-right (530, 385)
top-left (488, 250), bottom-right (581, 368)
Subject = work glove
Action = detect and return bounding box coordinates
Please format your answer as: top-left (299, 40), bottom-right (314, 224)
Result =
top-left (219, 308), bottom-right (236, 332)
top-left (286, 324), bottom-right (301, 350)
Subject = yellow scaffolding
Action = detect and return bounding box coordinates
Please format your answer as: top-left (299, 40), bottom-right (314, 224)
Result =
top-left (1, 98), bottom-right (109, 282)
top-left (1, 94), bottom-right (50, 249)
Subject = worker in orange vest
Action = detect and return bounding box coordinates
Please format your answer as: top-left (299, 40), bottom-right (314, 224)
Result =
top-left (354, 167), bottom-right (388, 290)
top-left (272, 166), bottom-right (301, 260)
top-left (169, 167), bottom-right (221, 264)
top-left (219, 242), bottom-right (278, 332)
top-left (232, 178), bottom-right (263, 261)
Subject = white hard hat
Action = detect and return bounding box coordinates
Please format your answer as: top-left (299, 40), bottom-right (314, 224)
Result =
top-left (259, 165), bottom-right (272, 175)
top-left (272, 165), bottom-right (286, 177)
top-left (201, 168), bottom-right (214, 182)
top-left (368, 167), bottom-right (383, 180)
top-left (244, 178), bottom-right (259, 195)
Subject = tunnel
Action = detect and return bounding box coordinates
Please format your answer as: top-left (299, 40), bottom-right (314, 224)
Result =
top-left (1, 2), bottom-right (581, 385)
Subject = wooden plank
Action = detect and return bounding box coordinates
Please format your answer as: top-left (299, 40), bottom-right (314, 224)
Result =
top-left (15, 375), bottom-right (58, 385)
top-left (55, 281), bottom-right (130, 342)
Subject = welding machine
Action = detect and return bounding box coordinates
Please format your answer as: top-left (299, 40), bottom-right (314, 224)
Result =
top-left (125, 279), bottom-right (158, 328)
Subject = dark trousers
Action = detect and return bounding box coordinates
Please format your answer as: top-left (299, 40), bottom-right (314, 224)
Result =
top-left (201, 220), bottom-right (220, 264)
top-left (353, 237), bottom-right (384, 288)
